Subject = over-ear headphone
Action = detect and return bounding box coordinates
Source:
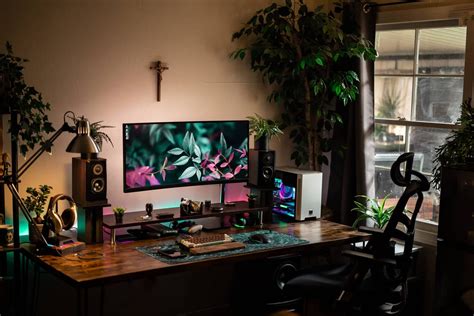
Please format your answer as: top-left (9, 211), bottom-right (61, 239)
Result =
top-left (46, 194), bottom-right (77, 234)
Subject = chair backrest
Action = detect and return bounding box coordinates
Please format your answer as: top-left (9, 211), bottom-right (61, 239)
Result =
top-left (373, 152), bottom-right (430, 262)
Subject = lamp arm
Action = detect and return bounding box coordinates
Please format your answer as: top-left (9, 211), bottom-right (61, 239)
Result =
top-left (17, 122), bottom-right (75, 178)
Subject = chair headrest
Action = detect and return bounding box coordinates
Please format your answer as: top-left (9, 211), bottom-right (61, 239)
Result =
top-left (390, 152), bottom-right (429, 191)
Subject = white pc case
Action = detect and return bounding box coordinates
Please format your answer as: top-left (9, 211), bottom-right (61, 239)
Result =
top-left (273, 167), bottom-right (323, 221)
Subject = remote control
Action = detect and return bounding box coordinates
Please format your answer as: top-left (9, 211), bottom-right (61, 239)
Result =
top-left (156, 213), bottom-right (174, 219)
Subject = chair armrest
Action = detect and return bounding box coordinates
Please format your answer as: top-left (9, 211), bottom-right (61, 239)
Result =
top-left (342, 250), bottom-right (397, 266)
top-left (358, 226), bottom-right (383, 235)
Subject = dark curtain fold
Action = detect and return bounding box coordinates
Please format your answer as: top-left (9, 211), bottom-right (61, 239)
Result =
top-left (326, 1), bottom-right (376, 225)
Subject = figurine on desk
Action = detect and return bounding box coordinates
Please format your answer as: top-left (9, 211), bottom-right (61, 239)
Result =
top-left (180, 198), bottom-right (203, 217)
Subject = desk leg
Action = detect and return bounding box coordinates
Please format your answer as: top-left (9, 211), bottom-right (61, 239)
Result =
top-left (77, 287), bottom-right (88, 316)
top-left (14, 251), bottom-right (21, 316)
top-left (31, 263), bottom-right (40, 316)
top-left (111, 229), bottom-right (116, 245)
top-left (21, 254), bottom-right (30, 316)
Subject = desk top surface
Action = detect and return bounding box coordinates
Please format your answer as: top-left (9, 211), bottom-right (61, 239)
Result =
top-left (23, 220), bottom-right (369, 287)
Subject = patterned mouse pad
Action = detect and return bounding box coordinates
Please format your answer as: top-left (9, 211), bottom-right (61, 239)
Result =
top-left (136, 230), bottom-right (309, 264)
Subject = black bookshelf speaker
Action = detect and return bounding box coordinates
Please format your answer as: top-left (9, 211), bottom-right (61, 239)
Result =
top-left (248, 149), bottom-right (275, 187)
top-left (72, 157), bottom-right (107, 205)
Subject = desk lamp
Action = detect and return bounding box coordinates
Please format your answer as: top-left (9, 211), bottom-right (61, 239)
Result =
top-left (2, 111), bottom-right (99, 254)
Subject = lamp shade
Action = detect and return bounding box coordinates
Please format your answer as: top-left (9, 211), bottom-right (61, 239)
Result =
top-left (66, 118), bottom-right (100, 153)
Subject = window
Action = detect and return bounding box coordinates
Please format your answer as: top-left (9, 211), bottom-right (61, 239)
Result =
top-left (374, 23), bottom-right (467, 224)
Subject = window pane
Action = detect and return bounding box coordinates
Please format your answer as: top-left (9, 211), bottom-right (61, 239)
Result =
top-left (375, 30), bottom-right (415, 75)
top-left (375, 124), bottom-right (406, 199)
top-left (375, 77), bottom-right (413, 119)
top-left (407, 127), bottom-right (448, 222)
top-left (383, 189), bottom-right (440, 223)
top-left (415, 77), bottom-right (463, 123)
top-left (418, 27), bottom-right (467, 75)
top-left (408, 126), bottom-right (451, 175)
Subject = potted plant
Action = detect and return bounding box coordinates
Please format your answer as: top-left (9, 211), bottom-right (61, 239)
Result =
top-left (90, 120), bottom-right (114, 152)
top-left (113, 207), bottom-right (126, 224)
top-left (0, 42), bottom-right (55, 156)
top-left (432, 99), bottom-right (474, 190)
top-left (247, 193), bottom-right (258, 208)
top-left (232, 1), bottom-right (376, 170)
top-left (351, 195), bottom-right (394, 229)
top-left (68, 115), bottom-right (114, 158)
top-left (22, 184), bottom-right (52, 242)
top-left (247, 113), bottom-right (283, 150)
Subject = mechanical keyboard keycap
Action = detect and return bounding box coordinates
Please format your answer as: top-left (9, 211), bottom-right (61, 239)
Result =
top-left (180, 233), bottom-right (233, 248)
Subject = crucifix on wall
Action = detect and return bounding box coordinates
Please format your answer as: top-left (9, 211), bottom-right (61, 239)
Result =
top-left (150, 60), bottom-right (169, 102)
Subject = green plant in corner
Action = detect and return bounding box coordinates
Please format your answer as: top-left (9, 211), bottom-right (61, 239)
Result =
top-left (231, 0), bottom-right (376, 170)
top-left (0, 42), bottom-right (55, 156)
top-left (432, 98), bottom-right (474, 190)
top-left (22, 184), bottom-right (53, 224)
top-left (351, 195), bottom-right (394, 229)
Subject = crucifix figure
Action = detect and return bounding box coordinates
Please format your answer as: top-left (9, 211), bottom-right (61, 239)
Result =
top-left (150, 60), bottom-right (169, 102)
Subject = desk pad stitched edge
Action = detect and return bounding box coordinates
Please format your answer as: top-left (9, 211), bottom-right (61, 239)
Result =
top-left (135, 230), bottom-right (309, 264)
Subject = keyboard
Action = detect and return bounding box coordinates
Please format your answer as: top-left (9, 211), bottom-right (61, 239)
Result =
top-left (180, 233), bottom-right (233, 248)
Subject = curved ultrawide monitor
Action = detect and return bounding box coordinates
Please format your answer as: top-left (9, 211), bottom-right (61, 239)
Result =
top-left (123, 120), bottom-right (249, 192)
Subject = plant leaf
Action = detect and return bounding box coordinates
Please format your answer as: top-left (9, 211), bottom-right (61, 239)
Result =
top-left (173, 156), bottom-right (190, 166)
top-left (168, 148), bottom-right (184, 155)
top-left (178, 166), bottom-right (197, 180)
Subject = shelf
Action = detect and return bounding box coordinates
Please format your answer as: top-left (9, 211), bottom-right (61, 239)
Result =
top-left (103, 201), bottom-right (269, 229)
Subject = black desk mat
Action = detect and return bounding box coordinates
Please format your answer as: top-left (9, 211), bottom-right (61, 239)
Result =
top-left (136, 230), bottom-right (309, 264)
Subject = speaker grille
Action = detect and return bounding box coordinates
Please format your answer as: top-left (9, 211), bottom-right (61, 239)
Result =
top-left (249, 150), bottom-right (275, 187)
top-left (73, 157), bottom-right (107, 205)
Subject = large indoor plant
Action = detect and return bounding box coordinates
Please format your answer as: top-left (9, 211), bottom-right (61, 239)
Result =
top-left (231, 0), bottom-right (376, 170)
top-left (432, 98), bottom-right (474, 189)
top-left (0, 42), bottom-right (55, 156)
top-left (247, 113), bottom-right (283, 150)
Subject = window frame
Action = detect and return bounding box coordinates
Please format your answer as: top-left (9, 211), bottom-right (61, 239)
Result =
top-left (374, 3), bottom-right (474, 246)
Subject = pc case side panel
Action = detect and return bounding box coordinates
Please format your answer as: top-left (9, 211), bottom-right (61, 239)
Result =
top-left (298, 172), bottom-right (322, 220)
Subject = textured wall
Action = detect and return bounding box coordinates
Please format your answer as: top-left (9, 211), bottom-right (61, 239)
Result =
top-left (0, 0), bottom-right (298, 229)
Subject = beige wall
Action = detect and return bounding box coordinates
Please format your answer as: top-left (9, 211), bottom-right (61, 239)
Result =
top-left (0, 0), bottom-right (299, 225)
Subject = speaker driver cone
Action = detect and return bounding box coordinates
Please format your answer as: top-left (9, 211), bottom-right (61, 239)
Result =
top-left (92, 164), bottom-right (103, 175)
top-left (91, 178), bottom-right (105, 193)
top-left (263, 167), bottom-right (274, 179)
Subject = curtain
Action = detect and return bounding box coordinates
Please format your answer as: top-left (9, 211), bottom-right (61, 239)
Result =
top-left (326, 1), bottom-right (376, 225)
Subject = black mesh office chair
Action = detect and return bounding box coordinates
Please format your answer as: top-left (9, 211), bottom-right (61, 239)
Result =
top-left (284, 152), bottom-right (430, 315)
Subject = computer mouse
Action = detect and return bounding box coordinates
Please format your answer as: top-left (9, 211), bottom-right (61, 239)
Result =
top-left (249, 233), bottom-right (271, 244)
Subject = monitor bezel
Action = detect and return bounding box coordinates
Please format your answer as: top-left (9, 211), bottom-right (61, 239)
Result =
top-left (123, 120), bottom-right (249, 193)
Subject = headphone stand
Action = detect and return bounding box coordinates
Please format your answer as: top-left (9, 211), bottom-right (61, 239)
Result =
top-left (47, 234), bottom-right (75, 247)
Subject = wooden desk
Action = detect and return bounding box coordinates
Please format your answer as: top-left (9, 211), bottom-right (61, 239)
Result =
top-left (21, 220), bottom-right (368, 315)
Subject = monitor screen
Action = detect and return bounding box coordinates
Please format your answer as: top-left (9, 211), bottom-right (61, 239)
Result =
top-left (123, 120), bottom-right (249, 192)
